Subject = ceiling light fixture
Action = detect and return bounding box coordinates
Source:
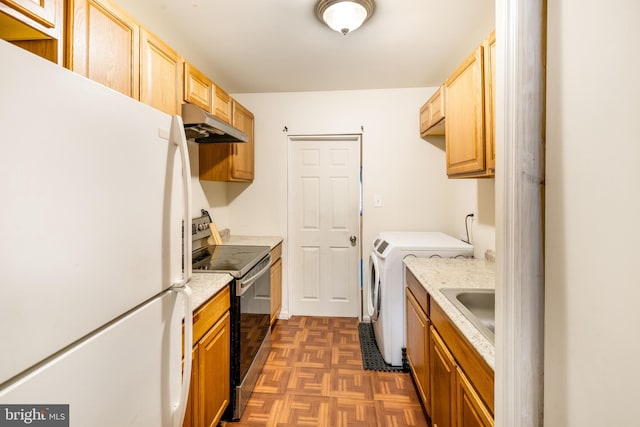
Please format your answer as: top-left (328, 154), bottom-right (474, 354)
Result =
top-left (315, 0), bottom-right (375, 35)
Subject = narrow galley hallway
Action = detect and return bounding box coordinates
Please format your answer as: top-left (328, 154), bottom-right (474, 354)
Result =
top-left (222, 316), bottom-right (428, 427)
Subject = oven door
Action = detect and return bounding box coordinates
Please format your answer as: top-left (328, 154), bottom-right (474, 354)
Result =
top-left (226, 254), bottom-right (272, 421)
top-left (237, 255), bottom-right (271, 381)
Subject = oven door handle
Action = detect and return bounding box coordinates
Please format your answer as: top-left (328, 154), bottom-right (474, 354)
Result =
top-left (237, 257), bottom-right (271, 297)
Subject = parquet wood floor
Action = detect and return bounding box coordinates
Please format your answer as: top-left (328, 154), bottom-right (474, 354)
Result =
top-left (222, 316), bottom-right (429, 427)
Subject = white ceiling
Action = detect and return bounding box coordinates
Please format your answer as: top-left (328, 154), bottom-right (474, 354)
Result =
top-left (119, 0), bottom-right (495, 94)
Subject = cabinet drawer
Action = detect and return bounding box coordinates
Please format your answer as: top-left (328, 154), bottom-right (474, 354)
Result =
top-left (406, 268), bottom-right (429, 315)
top-left (270, 242), bottom-right (282, 263)
top-left (192, 285), bottom-right (230, 345)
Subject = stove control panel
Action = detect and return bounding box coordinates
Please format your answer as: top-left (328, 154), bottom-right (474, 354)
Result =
top-left (192, 209), bottom-right (212, 241)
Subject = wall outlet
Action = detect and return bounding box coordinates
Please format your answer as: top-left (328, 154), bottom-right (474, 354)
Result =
top-left (373, 194), bottom-right (383, 207)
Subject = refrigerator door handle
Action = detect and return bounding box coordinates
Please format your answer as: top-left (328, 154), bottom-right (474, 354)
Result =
top-left (172, 285), bottom-right (193, 427)
top-left (169, 115), bottom-right (194, 427)
top-left (171, 114), bottom-right (193, 288)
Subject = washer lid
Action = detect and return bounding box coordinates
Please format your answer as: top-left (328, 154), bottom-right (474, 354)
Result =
top-left (377, 231), bottom-right (473, 251)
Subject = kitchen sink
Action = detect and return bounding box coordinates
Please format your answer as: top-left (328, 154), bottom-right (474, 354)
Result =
top-left (440, 288), bottom-right (495, 343)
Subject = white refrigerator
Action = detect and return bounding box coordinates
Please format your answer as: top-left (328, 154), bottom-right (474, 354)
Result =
top-left (0, 41), bottom-right (194, 426)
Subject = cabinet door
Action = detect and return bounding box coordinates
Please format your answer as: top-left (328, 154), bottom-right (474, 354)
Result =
top-left (213, 84), bottom-right (232, 124)
top-left (1, 0), bottom-right (63, 62)
top-left (456, 367), bottom-right (494, 427)
top-left (0, 0), bottom-right (56, 29)
top-left (229, 100), bottom-right (254, 181)
top-left (420, 86), bottom-right (446, 137)
top-left (406, 289), bottom-right (431, 414)
top-left (270, 256), bottom-right (282, 326)
top-left (182, 347), bottom-right (198, 427)
top-left (140, 28), bottom-right (182, 115)
top-left (431, 327), bottom-right (457, 427)
top-left (444, 46), bottom-right (485, 177)
top-left (68, 0), bottom-right (140, 99)
top-left (199, 311), bottom-right (230, 427)
top-left (483, 31), bottom-right (496, 174)
top-left (184, 61), bottom-right (212, 112)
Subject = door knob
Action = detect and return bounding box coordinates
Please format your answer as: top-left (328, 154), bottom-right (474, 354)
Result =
top-left (350, 235), bottom-right (357, 246)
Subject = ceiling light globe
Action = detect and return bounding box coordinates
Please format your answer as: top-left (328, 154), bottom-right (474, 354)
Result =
top-left (324, 2), bottom-right (367, 35)
top-left (316, 0), bottom-right (375, 35)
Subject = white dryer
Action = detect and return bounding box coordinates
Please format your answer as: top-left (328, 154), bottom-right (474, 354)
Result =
top-left (368, 232), bottom-right (473, 367)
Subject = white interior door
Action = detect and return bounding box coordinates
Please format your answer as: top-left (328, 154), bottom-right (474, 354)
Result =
top-left (289, 135), bottom-right (361, 318)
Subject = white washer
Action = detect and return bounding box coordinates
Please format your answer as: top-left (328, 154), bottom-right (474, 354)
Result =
top-left (368, 231), bottom-right (473, 366)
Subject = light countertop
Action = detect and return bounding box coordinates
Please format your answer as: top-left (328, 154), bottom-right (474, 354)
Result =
top-left (222, 235), bottom-right (283, 250)
top-left (190, 272), bottom-right (233, 311)
top-left (403, 257), bottom-right (496, 369)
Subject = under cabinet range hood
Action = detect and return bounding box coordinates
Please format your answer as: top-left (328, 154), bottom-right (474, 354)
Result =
top-left (181, 103), bottom-right (248, 143)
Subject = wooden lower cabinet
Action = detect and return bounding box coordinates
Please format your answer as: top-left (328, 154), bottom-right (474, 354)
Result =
top-left (198, 311), bottom-right (230, 427)
top-left (456, 367), bottom-right (494, 427)
top-left (405, 268), bottom-right (494, 427)
top-left (183, 347), bottom-right (198, 427)
top-left (270, 256), bottom-right (282, 326)
top-left (184, 286), bottom-right (230, 427)
top-left (431, 327), bottom-right (457, 427)
top-left (405, 288), bottom-right (431, 414)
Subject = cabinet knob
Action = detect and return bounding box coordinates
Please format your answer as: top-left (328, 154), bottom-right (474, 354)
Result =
top-left (350, 235), bottom-right (357, 246)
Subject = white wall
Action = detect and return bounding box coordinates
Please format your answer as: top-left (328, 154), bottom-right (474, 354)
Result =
top-left (545, 0), bottom-right (640, 425)
top-left (221, 88), bottom-right (495, 318)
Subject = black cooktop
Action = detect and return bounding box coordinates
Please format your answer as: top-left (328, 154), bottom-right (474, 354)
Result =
top-left (192, 245), bottom-right (270, 278)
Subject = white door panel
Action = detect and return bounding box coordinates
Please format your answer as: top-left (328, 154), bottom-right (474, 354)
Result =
top-left (289, 135), bottom-right (360, 317)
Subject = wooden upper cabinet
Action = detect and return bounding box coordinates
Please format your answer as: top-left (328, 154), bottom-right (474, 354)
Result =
top-left (184, 61), bottom-right (212, 112)
top-left (140, 28), bottom-right (183, 115)
top-left (420, 85), bottom-right (445, 137)
top-left (1, 0), bottom-right (56, 28)
top-left (427, 29), bottom-right (496, 179)
top-left (213, 84), bottom-right (232, 124)
top-left (230, 100), bottom-right (254, 181)
top-left (199, 99), bottom-right (254, 182)
top-left (483, 30), bottom-right (496, 174)
top-left (444, 45), bottom-right (486, 177)
top-left (0, 0), bottom-right (63, 63)
top-left (67, 0), bottom-right (140, 99)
